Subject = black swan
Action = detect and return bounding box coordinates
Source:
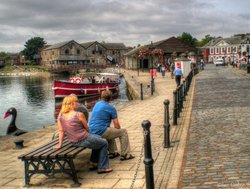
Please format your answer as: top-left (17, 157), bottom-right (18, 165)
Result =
top-left (3, 107), bottom-right (27, 136)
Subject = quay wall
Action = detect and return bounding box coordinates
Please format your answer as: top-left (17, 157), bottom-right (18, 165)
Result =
top-left (126, 80), bottom-right (139, 100)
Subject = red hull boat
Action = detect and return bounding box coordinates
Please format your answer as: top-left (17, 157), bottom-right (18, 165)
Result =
top-left (53, 73), bottom-right (120, 98)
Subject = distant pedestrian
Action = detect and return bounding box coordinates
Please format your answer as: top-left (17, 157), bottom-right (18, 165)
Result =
top-left (170, 62), bottom-right (175, 79)
top-left (161, 66), bottom-right (166, 77)
top-left (173, 64), bottom-right (183, 87)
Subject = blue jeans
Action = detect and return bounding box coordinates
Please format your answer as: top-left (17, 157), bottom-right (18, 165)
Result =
top-left (73, 134), bottom-right (109, 169)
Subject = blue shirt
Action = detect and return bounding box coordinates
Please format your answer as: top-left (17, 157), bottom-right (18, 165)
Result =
top-left (89, 100), bottom-right (117, 135)
top-left (174, 68), bottom-right (183, 76)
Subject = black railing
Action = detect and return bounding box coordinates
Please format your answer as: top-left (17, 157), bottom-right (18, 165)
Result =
top-left (173, 67), bottom-right (198, 125)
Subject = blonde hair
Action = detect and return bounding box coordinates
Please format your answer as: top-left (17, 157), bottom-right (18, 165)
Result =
top-left (61, 95), bottom-right (78, 113)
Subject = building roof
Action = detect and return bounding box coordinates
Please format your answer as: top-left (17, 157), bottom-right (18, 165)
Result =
top-left (203, 34), bottom-right (250, 47)
top-left (44, 40), bottom-right (78, 50)
top-left (81, 41), bottom-right (97, 48)
top-left (124, 36), bottom-right (197, 56)
top-left (101, 43), bottom-right (127, 50)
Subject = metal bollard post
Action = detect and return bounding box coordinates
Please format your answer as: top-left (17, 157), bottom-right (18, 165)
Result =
top-left (177, 86), bottom-right (181, 117)
top-left (173, 90), bottom-right (178, 125)
top-left (180, 84), bottom-right (183, 110)
top-left (151, 78), bottom-right (154, 96)
top-left (142, 120), bottom-right (155, 189)
top-left (183, 80), bottom-right (186, 101)
top-left (140, 83), bottom-right (143, 100)
top-left (163, 100), bottom-right (170, 148)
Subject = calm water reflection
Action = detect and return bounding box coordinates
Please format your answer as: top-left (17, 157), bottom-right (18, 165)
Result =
top-left (0, 75), bottom-right (128, 136)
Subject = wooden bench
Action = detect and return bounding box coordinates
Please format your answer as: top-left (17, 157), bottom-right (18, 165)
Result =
top-left (18, 138), bottom-right (85, 187)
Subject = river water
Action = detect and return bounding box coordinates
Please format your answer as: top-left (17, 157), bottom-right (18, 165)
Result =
top-left (0, 74), bottom-right (128, 136)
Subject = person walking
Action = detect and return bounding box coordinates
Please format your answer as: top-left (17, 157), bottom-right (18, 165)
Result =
top-left (173, 64), bottom-right (183, 87)
top-left (89, 90), bottom-right (135, 161)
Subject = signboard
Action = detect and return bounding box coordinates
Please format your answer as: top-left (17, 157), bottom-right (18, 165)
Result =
top-left (107, 55), bottom-right (113, 61)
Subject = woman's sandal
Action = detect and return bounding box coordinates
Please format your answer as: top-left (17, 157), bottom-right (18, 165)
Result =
top-left (108, 152), bottom-right (120, 159)
top-left (120, 154), bottom-right (135, 161)
top-left (98, 168), bottom-right (113, 174)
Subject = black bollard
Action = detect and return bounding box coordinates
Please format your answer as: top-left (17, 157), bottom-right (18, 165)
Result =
top-left (173, 90), bottom-right (178, 126)
top-left (151, 78), bottom-right (154, 96)
top-left (180, 84), bottom-right (183, 111)
top-left (14, 139), bottom-right (24, 149)
top-left (140, 83), bottom-right (144, 100)
top-left (177, 86), bottom-right (181, 117)
top-left (183, 80), bottom-right (186, 101)
top-left (141, 120), bottom-right (154, 189)
top-left (163, 100), bottom-right (171, 148)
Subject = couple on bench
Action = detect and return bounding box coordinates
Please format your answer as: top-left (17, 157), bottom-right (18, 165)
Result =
top-left (54, 90), bottom-right (134, 174)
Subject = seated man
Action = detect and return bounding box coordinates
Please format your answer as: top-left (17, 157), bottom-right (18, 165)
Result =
top-left (89, 90), bottom-right (135, 161)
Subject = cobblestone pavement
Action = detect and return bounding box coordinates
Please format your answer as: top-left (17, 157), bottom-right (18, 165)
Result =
top-left (180, 65), bottom-right (250, 189)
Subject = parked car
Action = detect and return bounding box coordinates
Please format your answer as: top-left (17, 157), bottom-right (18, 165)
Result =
top-left (214, 58), bottom-right (224, 66)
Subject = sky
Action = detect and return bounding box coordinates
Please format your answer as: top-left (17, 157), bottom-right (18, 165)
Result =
top-left (0, 0), bottom-right (250, 53)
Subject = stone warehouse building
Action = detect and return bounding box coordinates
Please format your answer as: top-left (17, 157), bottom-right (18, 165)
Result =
top-left (40, 40), bottom-right (128, 71)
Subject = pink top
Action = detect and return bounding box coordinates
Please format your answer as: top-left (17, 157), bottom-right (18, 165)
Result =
top-left (59, 111), bottom-right (89, 143)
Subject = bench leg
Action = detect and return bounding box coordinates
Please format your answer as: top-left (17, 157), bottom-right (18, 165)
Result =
top-left (68, 159), bottom-right (81, 187)
top-left (24, 160), bottom-right (30, 187)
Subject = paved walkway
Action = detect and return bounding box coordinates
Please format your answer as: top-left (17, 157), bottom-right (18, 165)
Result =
top-left (0, 69), bottom-right (192, 189)
top-left (179, 65), bottom-right (250, 189)
top-left (2, 65), bottom-right (248, 189)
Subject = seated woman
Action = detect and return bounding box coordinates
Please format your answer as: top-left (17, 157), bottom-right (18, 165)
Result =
top-left (54, 94), bottom-right (112, 174)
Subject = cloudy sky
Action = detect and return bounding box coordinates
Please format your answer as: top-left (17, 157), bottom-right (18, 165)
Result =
top-left (0, 0), bottom-right (250, 52)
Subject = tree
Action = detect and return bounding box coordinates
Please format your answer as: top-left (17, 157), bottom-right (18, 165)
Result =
top-left (177, 32), bottom-right (198, 46)
top-left (22, 37), bottom-right (46, 64)
top-left (197, 34), bottom-right (214, 47)
top-left (0, 52), bottom-right (11, 61)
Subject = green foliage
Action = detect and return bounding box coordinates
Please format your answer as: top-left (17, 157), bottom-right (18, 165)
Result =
top-left (22, 37), bottom-right (46, 63)
top-left (0, 51), bottom-right (11, 61)
top-left (177, 32), bottom-right (198, 46)
top-left (196, 34), bottom-right (214, 47)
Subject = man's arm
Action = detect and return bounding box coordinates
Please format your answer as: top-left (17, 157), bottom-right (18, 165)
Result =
top-left (113, 118), bottom-right (121, 129)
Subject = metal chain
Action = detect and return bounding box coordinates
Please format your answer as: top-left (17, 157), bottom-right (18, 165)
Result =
top-left (130, 130), bottom-right (148, 189)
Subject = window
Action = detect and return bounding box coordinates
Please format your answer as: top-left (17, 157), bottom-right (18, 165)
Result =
top-left (65, 49), bottom-right (69, 55)
top-left (216, 48), bottom-right (219, 54)
top-left (227, 47), bottom-right (231, 53)
top-left (221, 48), bottom-right (225, 53)
top-left (210, 48), bottom-right (214, 54)
top-left (77, 49), bottom-right (80, 55)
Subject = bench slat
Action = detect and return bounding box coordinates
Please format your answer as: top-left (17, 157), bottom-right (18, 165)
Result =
top-left (40, 144), bottom-right (79, 158)
top-left (34, 142), bottom-right (72, 159)
top-left (60, 147), bottom-right (86, 158)
top-left (19, 139), bottom-right (69, 160)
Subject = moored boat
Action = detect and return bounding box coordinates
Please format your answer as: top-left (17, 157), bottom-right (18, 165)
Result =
top-left (53, 73), bottom-right (120, 98)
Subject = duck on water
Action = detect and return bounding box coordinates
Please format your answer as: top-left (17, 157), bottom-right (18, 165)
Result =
top-left (3, 107), bottom-right (27, 136)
